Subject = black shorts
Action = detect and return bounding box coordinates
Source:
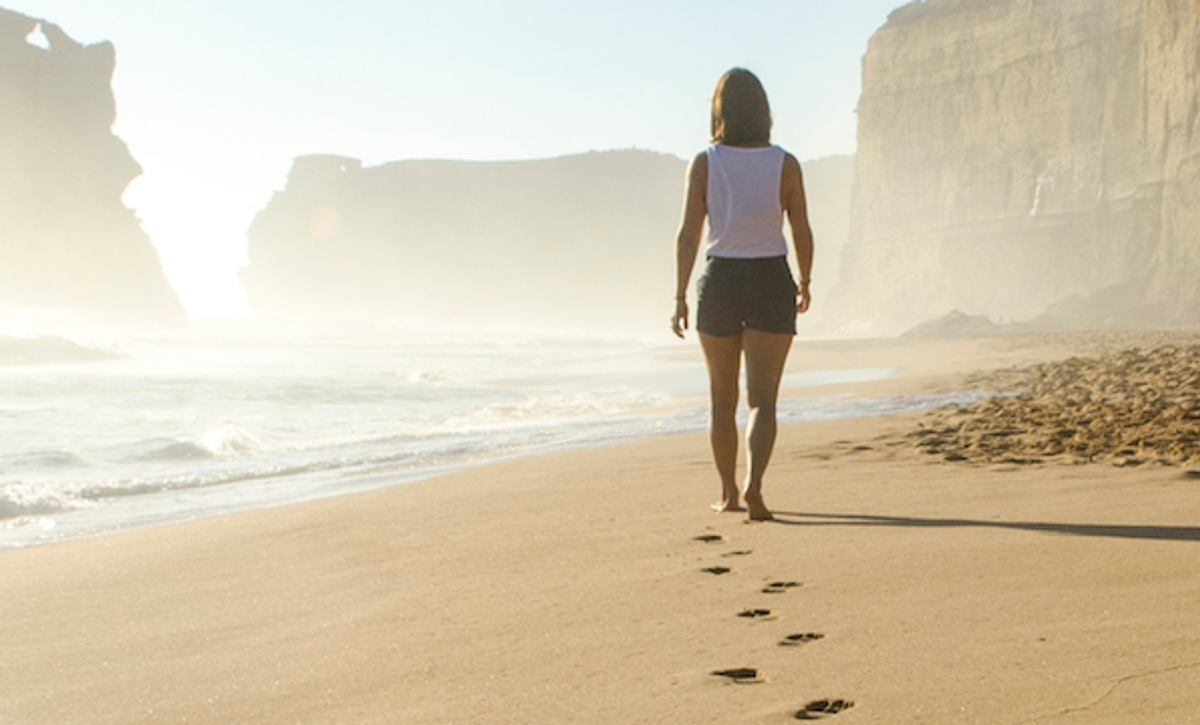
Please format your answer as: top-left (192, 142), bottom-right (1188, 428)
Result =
top-left (696, 256), bottom-right (797, 337)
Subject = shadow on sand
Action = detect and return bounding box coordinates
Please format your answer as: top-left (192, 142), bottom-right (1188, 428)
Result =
top-left (767, 511), bottom-right (1200, 542)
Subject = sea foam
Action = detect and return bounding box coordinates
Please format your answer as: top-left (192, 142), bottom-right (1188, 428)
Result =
top-left (0, 322), bottom-right (965, 549)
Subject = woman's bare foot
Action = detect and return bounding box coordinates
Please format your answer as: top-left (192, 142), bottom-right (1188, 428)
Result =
top-left (711, 497), bottom-right (744, 513)
top-left (744, 489), bottom-right (773, 521)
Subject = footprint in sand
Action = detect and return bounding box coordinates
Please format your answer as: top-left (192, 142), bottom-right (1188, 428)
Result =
top-left (701, 566), bottom-right (732, 575)
top-left (762, 581), bottom-right (802, 594)
top-left (711, 668), bottom-right (764, 684)
top-left (737, 608), bottom-right (775, 619)
top-left (1184, 469), bottom-right (1200, 480)
top-left (779, 633), bottom-right (824, 646)
top-left (795, 699), bottom-right (854, 719)
top-left (693, 534), bottom-right (725, 543)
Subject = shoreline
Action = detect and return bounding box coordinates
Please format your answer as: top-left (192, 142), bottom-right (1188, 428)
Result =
top-left (0, 331), bottom-right (984, 551)
top-left (3, 330), bottom-right (1199, 723)
top-left (0, 380), bottom-right (977, 552)
top-left (7, 327), bottom-right (1190, 552)
top-left (0, 383), bottom-right (978, 552)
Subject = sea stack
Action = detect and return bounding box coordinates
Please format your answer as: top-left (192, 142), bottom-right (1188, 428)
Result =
top-left (0, 8), bottom-right (184, 321)
top-left (241, 150), bottom-right (855, 333)
top-left (240, 150), bottom-right (687, 332)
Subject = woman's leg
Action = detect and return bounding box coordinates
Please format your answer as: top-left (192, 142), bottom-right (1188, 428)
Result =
top-left (699, 331), bottom-right (742, 512)
top-left (741, 328), bottom-right (793, 521)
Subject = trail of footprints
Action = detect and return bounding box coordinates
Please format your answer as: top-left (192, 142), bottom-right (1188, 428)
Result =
top-left (692, 533), bottom-right (855, 720)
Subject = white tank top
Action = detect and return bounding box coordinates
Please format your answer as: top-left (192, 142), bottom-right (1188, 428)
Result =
top-left (704, 144), bottom-right (788, 258)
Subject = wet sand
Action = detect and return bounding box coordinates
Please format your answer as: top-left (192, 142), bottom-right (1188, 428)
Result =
top-left (2, 332), bottom-right (1199, 724)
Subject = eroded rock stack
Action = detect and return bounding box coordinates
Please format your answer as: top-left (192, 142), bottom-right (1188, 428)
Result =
top-left (911, 342), bottom-right (1200, 465)
top-left (240, 151), bottom-right (685, 332)
top-left (828, 0), bottom-right (1200, 335)
top-left (241, 151), bottom-right (854, 332)
top-left (0, 8), bottom-right (183, 320)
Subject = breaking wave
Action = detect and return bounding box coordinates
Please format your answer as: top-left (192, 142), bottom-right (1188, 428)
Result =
top-left (0, 335), bottom-right (121, 366)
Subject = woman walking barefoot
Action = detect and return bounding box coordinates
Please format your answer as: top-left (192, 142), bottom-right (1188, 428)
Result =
top-left (671, 68), bottom-right (814, 522)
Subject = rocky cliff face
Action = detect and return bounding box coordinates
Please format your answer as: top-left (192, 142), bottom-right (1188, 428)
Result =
top-left (241, 151), bottom-right (853, 333)
top-left (1143, 0), bottom-right (1200, 322)
top-left (828, 0), bottom-right (1200, 335)
top-left (0, 8), bottom-right (183, 320)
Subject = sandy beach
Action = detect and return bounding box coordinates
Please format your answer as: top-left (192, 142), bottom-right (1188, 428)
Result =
top-left (3, 332), bottom-right (1199, 724)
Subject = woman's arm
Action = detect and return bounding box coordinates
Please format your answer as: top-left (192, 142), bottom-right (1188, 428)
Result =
top-left (781, 153), bottom-right (813, 314)
top-left (672, 152), bottom-right (708, 338)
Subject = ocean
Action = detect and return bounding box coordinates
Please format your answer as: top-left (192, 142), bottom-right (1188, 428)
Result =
top-left (0, 318), bottom-right (971, 549)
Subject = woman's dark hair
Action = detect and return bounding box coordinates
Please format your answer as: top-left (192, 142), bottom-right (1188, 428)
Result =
top-left (710, 68), bottom-right (772, 146)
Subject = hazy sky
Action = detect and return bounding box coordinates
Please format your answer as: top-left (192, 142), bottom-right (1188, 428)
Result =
top-left (14, 0), bottom-right (905, 314)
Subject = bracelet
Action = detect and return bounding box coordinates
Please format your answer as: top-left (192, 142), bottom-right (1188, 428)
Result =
top-left (799, 279), bottom-right (811, 286)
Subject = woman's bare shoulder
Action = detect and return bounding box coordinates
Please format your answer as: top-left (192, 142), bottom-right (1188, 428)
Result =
top-left (781, 150), bottom-right (802, 175)
top-left (780, 152), bottom-right (804, 188)
top-left (687, 150), bottom-right (709, 182)
top-left (779, 151), bottom-right (806, 209)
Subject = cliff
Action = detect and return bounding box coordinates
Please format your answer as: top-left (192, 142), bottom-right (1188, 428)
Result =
top-left (241, 151), bottom-right (853, 333)
top-left (827, 0), bottom-right (1200, 335)
top-left (0, 8), bottom-right (183, 321)
top-left (1143, 0), bottom-right (1200, 323)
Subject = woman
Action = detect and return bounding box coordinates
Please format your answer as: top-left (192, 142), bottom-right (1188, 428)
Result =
top-left (671, 68), bottom-right (814, 522)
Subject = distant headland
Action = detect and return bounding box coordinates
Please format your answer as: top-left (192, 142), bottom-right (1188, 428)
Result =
top-left (240, 151), bottom-right (854, 333)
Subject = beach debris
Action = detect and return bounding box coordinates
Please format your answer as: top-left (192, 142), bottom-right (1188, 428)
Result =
top-left (721, 549), bottom-right (754, 557)
top-left (795, 699), bottom-right (854, 719)
top-left (693, 534), bottom-right (725, 543)
top-left (906, 342), bottom-right (1200, 465)
top-left (737, 608), bottom-right (773, 619)
top-left (701, 566), bottom-right (731, 575)
top-left (711, 668), bottom-right (763, 684)
top-left (1113, 456), bottom-right (1148, 467)
top-left (762, 581), bottom-right (802, 593)
top-left (780, 633), bottom-right (825, 646)
top-left (1184, 469), bottom-right (1200, 479)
